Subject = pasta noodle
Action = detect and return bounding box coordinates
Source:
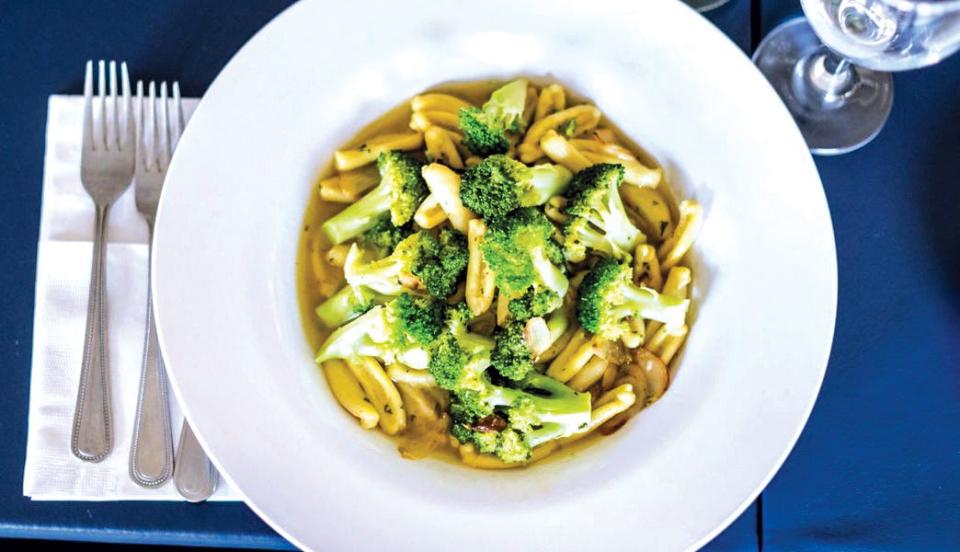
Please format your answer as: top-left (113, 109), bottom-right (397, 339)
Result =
top-left (325, 244), bottom-right (352, 268)
top-left (633, 244), bottom-right (663, 290)
top-left (621, 185), bottom-right (674, 241)
top-left (534, 84), bottom-right (566, 122)
top-left (334, 132), bottom-right (423, 171)
top-left (413, 194), bottom-right (448, 228)
top-left (410, 111), bottom-right (461, 133)
top-left (658, 200), bottom-right (703, 271)
top-left (323, 360), bottom-right (379, 429)
top-left (518, 105), bottom-right (602, 163)
top-left (318, 165), bottom-right (380, 203)
top-left (567, 355), bottom-right (608, 392)
top-left (547, 329), bottom-right (601, 383)
top-left (421, 163), bottom-right (475, 232)
top-left (466, 219), bottom-right (496, 316)
top-left (539, 129), bottom-right (592, 173)
top-left (411, 93), bottom-right (472, 114)
top-left (346, 357), bottom-right (406, 435)
top-left (424, 127), bottom-right (464, 169)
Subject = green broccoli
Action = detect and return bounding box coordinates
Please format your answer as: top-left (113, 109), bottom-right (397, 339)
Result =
top-left (458, 79), bottom-right (528, 156)
top-left (562, 163), bottom-right (645, 262)
top-left (344, 230), bottom-right (467, 298)
top-left (416, 228), bottom-right (469, 298)
top-left (480, 207), bottom-right (569, 305)
top-left (355, 217), bottom-right (414, 258)
top-left (576, 257), bottom-right (689, 341)
top-left (321, 151), bottom-right (428, 244)
top-left (314, 284), bottom-right (388, 329)
top-left (491, 320), bottom-right (535, 381)
top-left (428, 303), bottom-right (495, 389)
top-left (315, 293), bottom-right (446, 369)
top-left (506, 287), bottom-right (562, 322)
top-left (459, 155), bottom-right (572, 220)
top-left (443, 365), bottom-right (592, 464)
top-left (428, 302), bottom-right (589, 464)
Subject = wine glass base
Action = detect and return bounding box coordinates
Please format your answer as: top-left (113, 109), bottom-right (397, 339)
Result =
top-left (753, 18), bottom-right (894, 156)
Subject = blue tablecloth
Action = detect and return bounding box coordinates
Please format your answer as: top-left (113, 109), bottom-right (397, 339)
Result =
top-left (1, 0), bottom-right (954, 549)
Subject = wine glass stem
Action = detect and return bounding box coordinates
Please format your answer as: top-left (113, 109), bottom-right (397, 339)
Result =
top-left (792, 48), bottom-right (858, 108)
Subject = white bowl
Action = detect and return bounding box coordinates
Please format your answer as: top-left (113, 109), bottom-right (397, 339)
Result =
top-left (153, 0), bottom-right (837, 550)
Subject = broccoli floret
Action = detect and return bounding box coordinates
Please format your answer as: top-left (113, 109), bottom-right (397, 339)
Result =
top-left (444, 367), bottom-right (592, 464)
top-left (321, 151), bottom-right (428, 244)
top-left (314, 284), bottom-right (389, 328)
top-left (459, 155), bottom-right (572, 220)
top-left (458, 79), bottom-right (528, 156)
top-left (480, 208), bottom-right (569, 302)
top-left (391, 293), bottom-right (446, 348)
top-left (452, 423), bottom-right (530, 463)
top-left (506, 287), bottom-right (562, 322)
top-left (356, 217), bottom-right (414, 258)
top-left (344, 230), bottom-right (466, 298)
top-left (491, 320), bottom-right (535, 381)
top-left (315, 294), bottom-right (446, 369)
top-left (429, 311), bottom-right (590, 464)
top-left (414, 228), bottom-right (468, 298)
top-left (562, 163), bottom-right (645, 262)
top-left (577, 257), bottom-right (689, 341)
top-left (428, 304), bottom-right (496, 389)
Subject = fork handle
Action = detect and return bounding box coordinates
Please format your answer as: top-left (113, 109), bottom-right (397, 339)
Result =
top-left (129, 239), bottom-right (174, 486)
top-left (71, 204), bottom-right (113, 462)
top-left (174, 421), bottom-right (219, 502)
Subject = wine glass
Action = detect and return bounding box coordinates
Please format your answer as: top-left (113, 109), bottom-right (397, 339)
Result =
top-left (753, 0), bottom-right (960, 155)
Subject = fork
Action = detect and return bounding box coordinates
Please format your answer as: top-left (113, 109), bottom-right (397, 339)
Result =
top-left (128, 82), bottom-right (220, 498)
top-left (129, 81), bottom-right (178, 487)
top-left (71, 60), bottom-right (135, 463)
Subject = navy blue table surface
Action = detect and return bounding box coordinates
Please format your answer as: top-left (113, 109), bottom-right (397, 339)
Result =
top-left (0, 0), bottom-right (766, 549)
top-left (757, 3), bottom-right (960, 551)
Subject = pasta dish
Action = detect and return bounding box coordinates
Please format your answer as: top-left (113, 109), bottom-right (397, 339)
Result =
top-left (297, 79), bottom-right (703, 468)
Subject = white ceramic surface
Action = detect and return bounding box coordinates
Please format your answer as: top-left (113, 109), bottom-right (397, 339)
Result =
top-left (153, 0), bottom-right (837, 550)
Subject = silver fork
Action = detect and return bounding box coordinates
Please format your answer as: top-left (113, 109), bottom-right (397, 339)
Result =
top-left (129, 81), bottom-right (177, 487)
top-left (129, 82), bottom-right (219, 498)
top-left (71, 60), bottom-right (135, 463)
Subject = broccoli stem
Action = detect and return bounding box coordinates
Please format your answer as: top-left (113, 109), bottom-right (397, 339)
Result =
top-left (315, 285), bottom-right (381, 328)
top-left (530, 247), bottom-right (569, 298)
top-left (346, 254), bottom-right (407, 296)
top-left (488, 374), bottom-right (591, 427)
top-left (520, 164), bottom-right (572, 206)
top-left (615, 283), bottom-right (689, 327)
top-left (458, 332), bottom-right (495, 355)
top-left (601, 186), bottom-right (643, 253)
top-left (570, 220), bottom-right (622, 259)
top-left (526, 422), bottom-right (572, 448)
top-left (315, 308), bottom-right (385, 363)
top-left (447, 311), bottom-right (496, 354)
top-left (545, 307), bottom-right (570, 343)
top-left (321, 182), bottom-right (392, 245)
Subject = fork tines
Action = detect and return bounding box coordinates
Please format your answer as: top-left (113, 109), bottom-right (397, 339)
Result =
top-left (83, 60), bottom-right (133, 154)
top-left (136, 80), bottom-right (184, 174)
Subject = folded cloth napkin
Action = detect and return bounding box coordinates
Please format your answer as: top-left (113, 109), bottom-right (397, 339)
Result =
top-left (23, 95), bottom-right (240, 500)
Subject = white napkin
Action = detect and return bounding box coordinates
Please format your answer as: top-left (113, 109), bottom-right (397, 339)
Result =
top-left (23, 95), bottom-right (240, 501)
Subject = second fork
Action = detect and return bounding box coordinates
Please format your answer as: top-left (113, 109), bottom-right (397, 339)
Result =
top-left (129, 81), bottom-right (178, 487)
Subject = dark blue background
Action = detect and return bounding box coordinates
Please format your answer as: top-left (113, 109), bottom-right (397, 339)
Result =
top-left (1, 1), bottom-right (955, 549)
